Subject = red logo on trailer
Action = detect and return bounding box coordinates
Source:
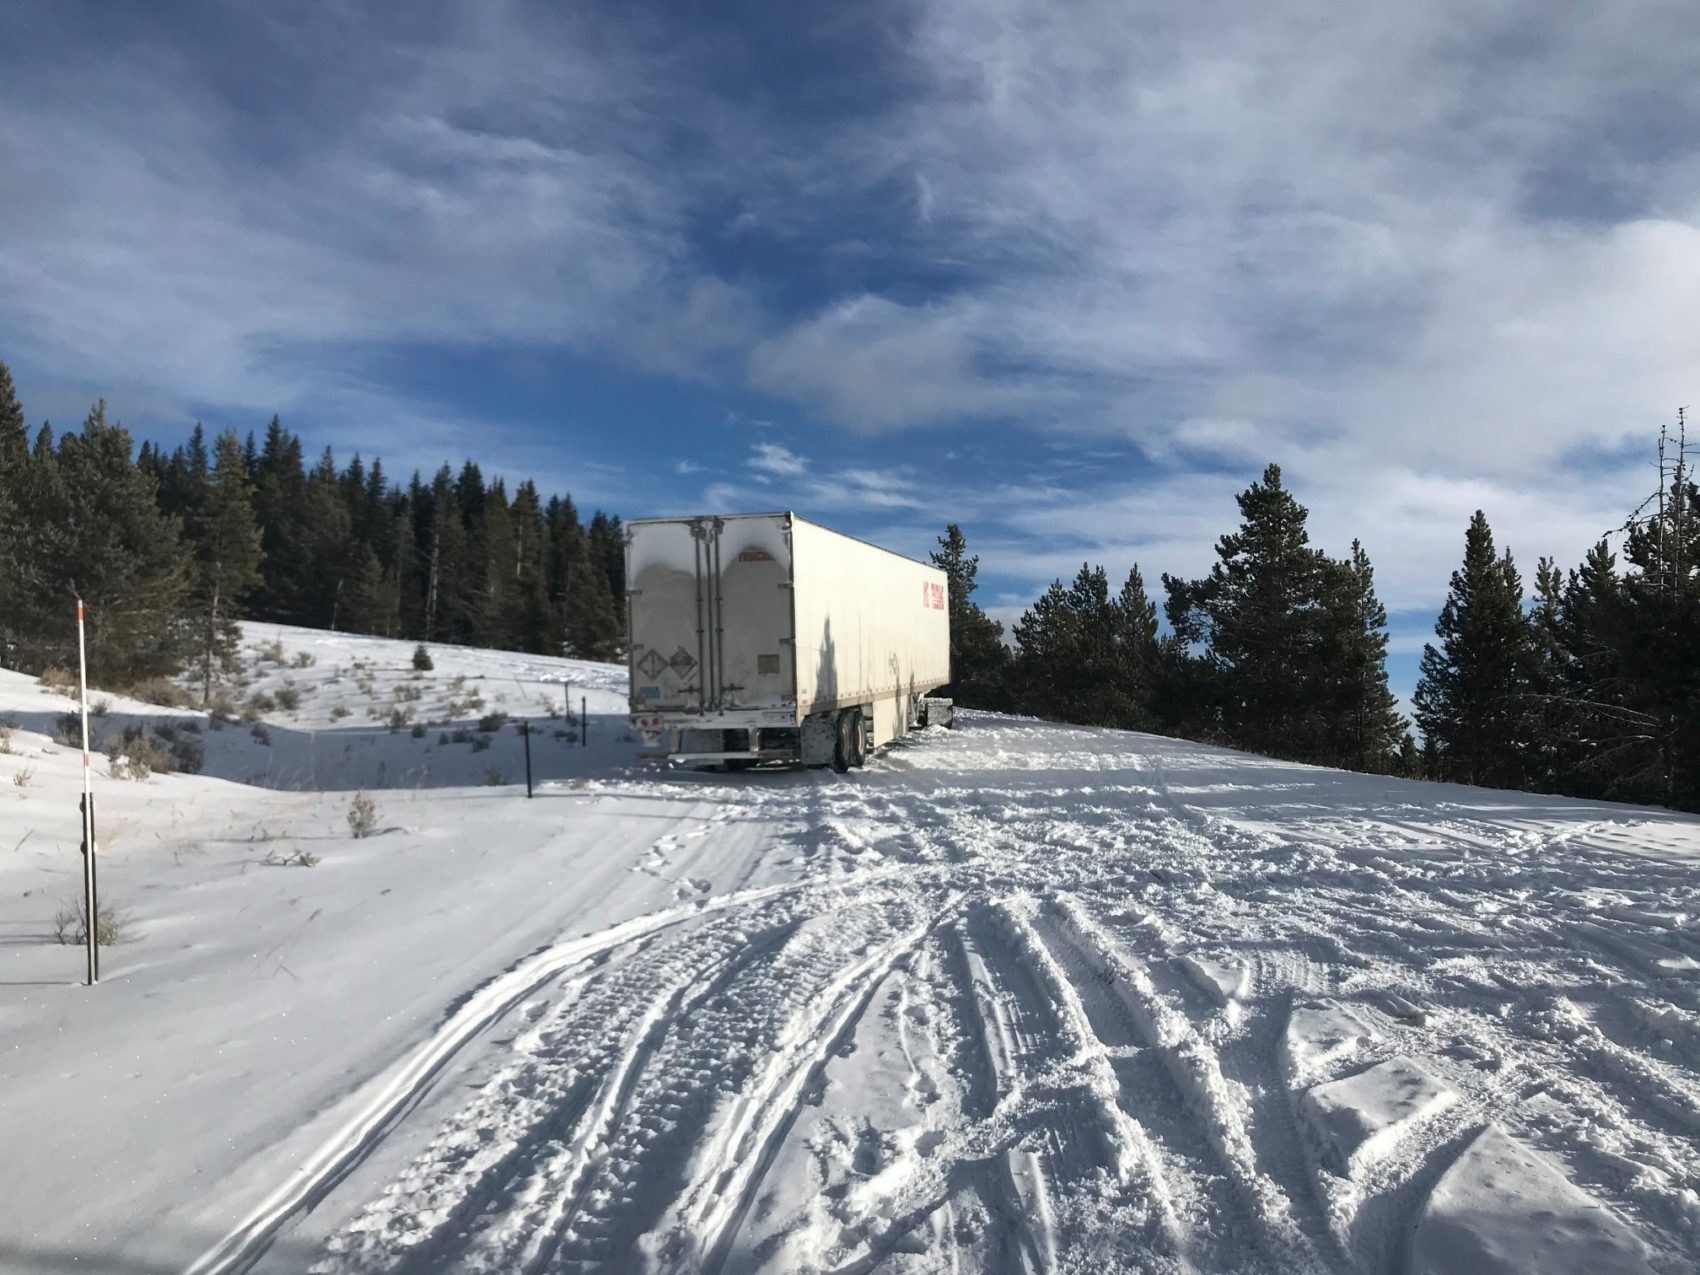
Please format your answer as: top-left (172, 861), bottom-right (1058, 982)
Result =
top-left (923, 582), bottom-right (945, 610)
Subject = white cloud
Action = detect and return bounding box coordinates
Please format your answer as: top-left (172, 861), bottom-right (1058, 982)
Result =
top-left (748, 441), bottom-right (807, 478)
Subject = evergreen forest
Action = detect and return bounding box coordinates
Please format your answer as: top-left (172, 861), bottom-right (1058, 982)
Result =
top-left (0, 359), bottom-right (627, 695)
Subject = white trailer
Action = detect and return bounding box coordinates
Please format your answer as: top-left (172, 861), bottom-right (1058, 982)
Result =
top-left (626, 512), bottom-right (952, 770)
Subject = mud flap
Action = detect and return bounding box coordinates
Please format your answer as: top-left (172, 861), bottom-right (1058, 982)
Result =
top-left (800, 713), bottom-right (836, 767)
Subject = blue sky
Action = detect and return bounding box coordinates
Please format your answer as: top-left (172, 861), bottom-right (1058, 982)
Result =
top-left (2, 1), bottom-right (1697, 709)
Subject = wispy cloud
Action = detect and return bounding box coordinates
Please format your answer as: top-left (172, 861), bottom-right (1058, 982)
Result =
top-left (748, 442), bottom-right (807, 478)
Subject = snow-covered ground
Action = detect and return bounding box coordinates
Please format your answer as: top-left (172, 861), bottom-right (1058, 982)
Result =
top-left (1, 623), bottom-right (1697, 1273)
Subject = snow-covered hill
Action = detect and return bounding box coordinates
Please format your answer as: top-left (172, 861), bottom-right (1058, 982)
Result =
top-left (1, 624), bottom-right (1696, 1273)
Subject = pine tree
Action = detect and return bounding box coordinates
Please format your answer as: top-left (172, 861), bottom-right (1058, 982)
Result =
top-left (425, 466), bottom-right (469, 642)
top-left (1525, 556), bottom-right (1572, 791)
top-left (475, 479), bottom-right (519, 648)
top-left (1163, 464), bottom-right (1327, 760)
top-left (0, 358), bottom-right (27, 470)
top-left (1110, 565), bottom-right (1161, 729)
top-left (1011, 578), bottom-right (1072, 718)
top-left (1413, 511), bottom-right (1533, 788)
top-left (0, 359), bottom-right (27, 664)
top-left (587, 511), bottom-right (625, 603)
top-left (1313, 542), bottom-right (1405, 771)
top-left (930, 523), bottom-right (1008, 708)
top-left (41, 402), bottom-right (189, 682)
top-left (192, 431), bottom-right (264, 702)
top-left (1556, 541), bottom-right (1629, 793)
top-left (511, 481), bottom-right (556, 654)
top-left (252, 418), bottom-right (308, 621)
top-left (159, 423), bottom-right (212, 527)
top-left (1613, 452), bottom-right (1700, 805)
top-left (302, 447), bottom-right (353, 629)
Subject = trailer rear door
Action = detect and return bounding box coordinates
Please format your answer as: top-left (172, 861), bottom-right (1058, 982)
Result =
top-left (627, 514), bottom-right (796, 715)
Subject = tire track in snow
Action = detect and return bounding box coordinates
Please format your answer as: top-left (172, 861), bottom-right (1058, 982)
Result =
top-left (1020, 902), bottom-right (1257, 1274)
top-left (669, 902), bottom-right (957, 1275)
top-left (189, 869), bottom-right (917, 1275)
top-left (318, 920), bottom-right (775, 1275)
top-left (952, 920), bottom-right (1056, 1275)
top-left (530, 892), bottom-right (937, 1273)
top-left (1045, 895), bottom-right (1336, 1275)
top-left (475, 919), bottom-right (804, 1275)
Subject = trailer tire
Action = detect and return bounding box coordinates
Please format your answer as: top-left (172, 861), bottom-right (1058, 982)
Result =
top-left (832, 710), bottom-right (856, 773)
top-left (850, 710), bottom-right (867, 768)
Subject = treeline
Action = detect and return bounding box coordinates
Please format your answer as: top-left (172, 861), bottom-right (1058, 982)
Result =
top-left (935, 438), bottom-right (1700, 812)
top-left (0, 358), bottom-right (626, 692)
top-left (933, 465), bottom-right (1409, 774)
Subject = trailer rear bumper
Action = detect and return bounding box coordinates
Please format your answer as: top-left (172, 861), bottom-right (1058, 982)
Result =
top-left (631, 709), bottom-right (805, 763)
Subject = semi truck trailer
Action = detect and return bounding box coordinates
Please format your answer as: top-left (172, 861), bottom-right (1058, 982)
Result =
top-left (626, 512), bottom-right (952, 770)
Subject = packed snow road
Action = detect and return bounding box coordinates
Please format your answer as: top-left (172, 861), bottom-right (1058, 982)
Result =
top-left (2, 623), bottom-right (1697, 1273)
top-left (217, 723), bottom-right (1697, 1274)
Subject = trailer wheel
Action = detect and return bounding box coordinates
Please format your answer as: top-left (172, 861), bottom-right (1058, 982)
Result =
top-left (832, 710), bottom-right (856, 773)
top-left (850, 710), bottom-right (867, 768)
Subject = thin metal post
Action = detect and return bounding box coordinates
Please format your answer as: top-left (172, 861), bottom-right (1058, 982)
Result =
top-left (523, 719), bottom-right (533, 798)
top-left (75, 597), bottom-right (97, 985)
top-left (581, 696), bottom-right (587, 748)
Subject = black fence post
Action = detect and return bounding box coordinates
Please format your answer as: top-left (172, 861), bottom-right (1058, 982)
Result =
top-left (581, 696), bottom-right (588, 748)
top-left (523, 719), bottom-right (534, 798)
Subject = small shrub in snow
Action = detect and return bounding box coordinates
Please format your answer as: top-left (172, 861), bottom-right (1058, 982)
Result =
top-left (129, 677), bottom-right (195, 708)
top-left (257, 638), bottom-right (285, 665)
top-left (263, 849), bottom-right (319, 868)
top-left (291, 651), bottom-right (316, 668)
top-left (207, 692), bottom-right (238, 720)
top-left (55, 713), bottom-right (83, 748)
top-left (392, 683), bottom-right (423, 703)
top-left (38, 666), bottom-right (77, 696)
top-left (13, 768), bottom-right (31, 787)
top-left (275, 684), bottom-right (301, 711)
top-left (250, 722), bottom-right (272, 746)
top-left (167, 733), bottom-right (204, 774)
top-left (0, 720), bottom-right (13, 755)
top-left (386, 708), bottom-right (413, 732)
top-left (411, 722), bottom-right (427, 739)
top-left (54, 895), bottom-right (127, 947)
top-left (91, 698), bottom-right (111, 719)
top-left (478, 711), bottom-right (508, 733)
top-left (464, 691), bottom-right (485, 713)
top-left (483, 768), bottom-right (509, 786)
top-left (412, 644), bottom-right (434, 672)
top-left (109, 726), bottom-right (171, 779)
top-left (346, 790), bottom-right (379, 839)
top-left (449, 673), bottom-right (467, 690)
top-left (246, 690), bottom-right (276, 716)
top-left (470, 734), bottom-right (492, 753)
top-left (329, 705), bottom-right (351, 721)
top-left (439, 731), bottom-right (451, 745)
